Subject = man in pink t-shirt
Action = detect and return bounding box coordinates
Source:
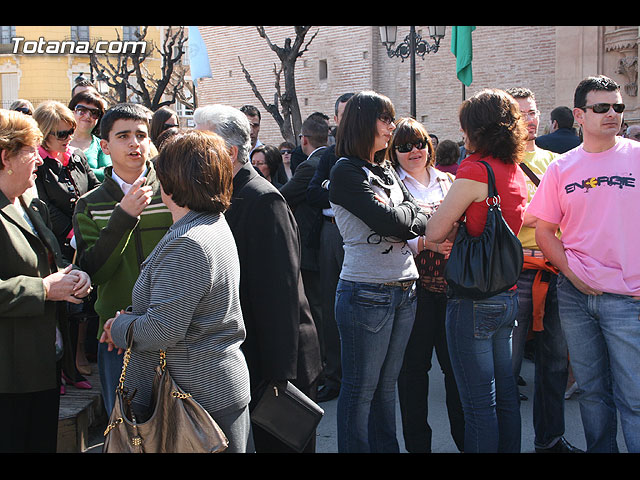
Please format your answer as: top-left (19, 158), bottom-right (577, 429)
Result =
top-left (528, 75), bottom-right (640, 453)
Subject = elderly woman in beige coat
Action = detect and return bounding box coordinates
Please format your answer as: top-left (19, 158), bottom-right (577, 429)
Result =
top-left (0, 109), bottom-right (92, 453)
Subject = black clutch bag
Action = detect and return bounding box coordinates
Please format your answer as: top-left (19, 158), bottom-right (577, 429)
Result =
top-left (444, 160), bottom-right (523, 300)
top-left (251, 380), bottom-right (324, 452)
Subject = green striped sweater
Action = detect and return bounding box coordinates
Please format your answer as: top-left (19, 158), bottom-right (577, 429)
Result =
top-left (72, 162), bottom-right (173, 337)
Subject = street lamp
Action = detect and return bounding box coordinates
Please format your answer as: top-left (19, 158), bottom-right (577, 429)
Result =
top-left (380, 26), bottom-right (446, 119)
top-left (95, 69), bottom-right (110, 95)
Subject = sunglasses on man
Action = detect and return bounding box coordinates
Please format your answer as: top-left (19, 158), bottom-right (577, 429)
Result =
top-left (580, 103), bottom-right (625, 114)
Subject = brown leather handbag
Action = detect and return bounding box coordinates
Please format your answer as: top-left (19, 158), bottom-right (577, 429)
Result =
top-left (103, 338), bottom-right (228, 453)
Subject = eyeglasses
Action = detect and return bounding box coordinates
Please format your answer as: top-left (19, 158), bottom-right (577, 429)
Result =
top-left (395, 140), bottom-right (427, 153)
top-left (74, 104), bottom-right (102, 120)
top-left (280, 149), bottom-right (292, 155)
top-left (50, 128), bottom-right (75, 140)
top-left (15, 107), bottom-right (32, 115)
top-left (580, 103), bottom-right (625, 114)
top-left (378, 114), bottom-right (395, 126)
top-left (520, 110), bottom-right (539, 120)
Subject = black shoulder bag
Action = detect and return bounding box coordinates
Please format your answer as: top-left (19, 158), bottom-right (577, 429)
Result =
top-left (444, 160), bottom-right (523, 300)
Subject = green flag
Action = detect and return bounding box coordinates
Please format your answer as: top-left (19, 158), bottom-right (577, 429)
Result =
top-left (451, 26), bottom-right (475, 86)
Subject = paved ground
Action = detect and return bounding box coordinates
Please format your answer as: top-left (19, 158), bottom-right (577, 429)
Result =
top-left (314, 355), bottom-right (603, 453)
top-left (86, 354), bottom-right (628, 453)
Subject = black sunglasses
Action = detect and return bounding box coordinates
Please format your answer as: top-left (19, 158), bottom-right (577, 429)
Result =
top-left (50, 128), bottom-right (75, 140)
top-left (15, 107), bottom-right (32, 115)
top-left (74, 104), bottom-right (102, 120)
top-left (580, 103), bottom-right (625, 114)
top-left (395, 140), bottom-right (427, 153)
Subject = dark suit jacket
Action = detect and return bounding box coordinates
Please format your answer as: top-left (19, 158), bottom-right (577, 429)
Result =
top-left (224, 162), bottom-right (322, 395)
top-left (535, 128), bottom-right (582, 154)
top-left (279, 146), bottom-right (327, 271)
top-left (0, 190), bottom-right (70, 393)
top-left (306, 145), bottom-right (337, 210)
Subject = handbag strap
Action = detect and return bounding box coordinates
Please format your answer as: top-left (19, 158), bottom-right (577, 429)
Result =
top-left (117, 328), bottom-right (166, 396)
top-left (478, 160), bottom-right (499, 203)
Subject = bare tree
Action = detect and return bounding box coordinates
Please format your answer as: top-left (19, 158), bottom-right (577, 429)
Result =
top-left (238, 26), bottom-right (319, 145)
top-left (89, 26), bottom-right (194, 111)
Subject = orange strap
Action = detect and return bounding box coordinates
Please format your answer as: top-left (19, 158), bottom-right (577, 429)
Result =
top-left (523, 256), bottom-right (559, 332)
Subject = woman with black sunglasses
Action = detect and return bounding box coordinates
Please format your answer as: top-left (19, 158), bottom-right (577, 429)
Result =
top-left (9, 99), bottom-right (34, 116)
top-left (387, 117), bottom-right (465, 453)
top-left (33, 101), bottom-right (100, 261)
top-left (33, 100), bottom-right (100, 392)
top-left (69, 90), bottom-right (111, 181)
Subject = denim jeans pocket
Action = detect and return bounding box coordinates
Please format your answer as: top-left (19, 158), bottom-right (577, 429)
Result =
top-left (352, 284), bottom-right (393, 333)
top-left (472, 301), bottom-right (507, 339)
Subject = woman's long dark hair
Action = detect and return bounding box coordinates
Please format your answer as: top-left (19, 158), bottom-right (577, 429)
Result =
top-left (335, 90), bottom-right (395, 164)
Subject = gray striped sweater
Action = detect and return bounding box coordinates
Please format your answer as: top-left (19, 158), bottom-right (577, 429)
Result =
top-left (110, 209), bottom-right (250, 417)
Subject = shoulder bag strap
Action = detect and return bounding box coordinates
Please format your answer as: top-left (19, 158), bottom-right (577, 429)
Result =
top-left (519, 162), bottom-right (540, 187)
top-left (478, 160), bottom-right (498, 200)
top-left (118, 325), bottom-right (166, 396)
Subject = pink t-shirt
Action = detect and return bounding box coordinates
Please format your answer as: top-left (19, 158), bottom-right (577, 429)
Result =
top-left (528, 137), bottom-right (640, 295)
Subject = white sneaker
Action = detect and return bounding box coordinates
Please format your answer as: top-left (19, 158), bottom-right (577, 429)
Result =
top-left (565, 382), bottom-right (579, 400)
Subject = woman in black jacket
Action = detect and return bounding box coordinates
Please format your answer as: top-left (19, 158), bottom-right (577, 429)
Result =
top-left (33, 100), bottom-right (100, 390)
top-left (33, 101), bottom-right (100, 262)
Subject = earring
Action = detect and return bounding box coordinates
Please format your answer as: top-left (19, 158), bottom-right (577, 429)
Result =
top-left (7, 169), bottom-right (13, 175)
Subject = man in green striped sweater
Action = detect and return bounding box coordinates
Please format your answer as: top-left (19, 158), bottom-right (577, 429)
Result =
top-left (72, 103), bottom-right (172, 414)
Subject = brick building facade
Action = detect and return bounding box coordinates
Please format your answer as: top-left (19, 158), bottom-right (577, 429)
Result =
top-left (195, 26), bottom-right (639, 147)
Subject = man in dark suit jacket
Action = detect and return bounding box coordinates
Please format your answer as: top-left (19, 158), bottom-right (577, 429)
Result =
top-left (535, 106), bottom-right (582, 154)
top-left (194, 104), bottom-right (322, 453)
top-left (306, 93), bottom-right (353, 403)
top-left (280, 113), bottom-right (329, 344)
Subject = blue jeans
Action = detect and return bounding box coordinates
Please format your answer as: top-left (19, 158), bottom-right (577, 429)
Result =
top-left (556, 273), bottom-right (640, 453)
top-left (335, 279), bottom-right (416, 453)
top-left (512, 270), bottom-right (568, 448)
top-left (98, 342), bottom-right (125, 415)
top-left (446, 290), bottom-right (521, 453)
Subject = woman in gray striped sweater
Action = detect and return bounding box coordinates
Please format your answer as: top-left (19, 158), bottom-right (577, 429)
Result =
top-left (103, 129), bottom-right (253, 453)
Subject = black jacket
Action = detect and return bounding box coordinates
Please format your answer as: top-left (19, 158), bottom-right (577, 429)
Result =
top-left (225, 162), bottom-right (322, 395)
top-left (535, 128), bottom-right (582, 154)
top-left (35, 149), bottom-right (100, 259)
top-left (329, 155), bottom-right (427, 240)
top-left (279, 146), bottom-right (327, 271)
